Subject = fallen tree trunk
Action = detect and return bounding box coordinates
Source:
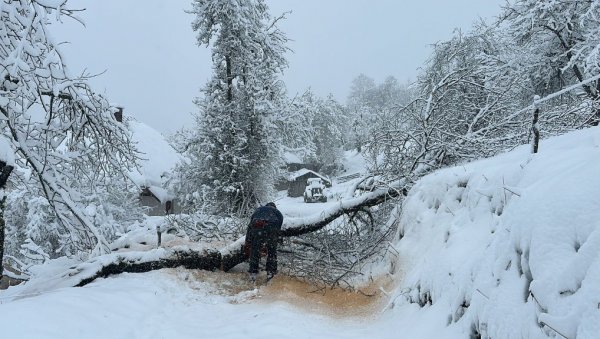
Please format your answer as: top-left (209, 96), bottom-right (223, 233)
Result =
top-left (74, 249), bottom-right (222, 287)
top-left (71, 186), bottom-right (403, 287)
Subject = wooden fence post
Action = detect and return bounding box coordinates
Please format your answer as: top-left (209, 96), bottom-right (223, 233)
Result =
top-left (531, 95), bottom-right (540, 154)
top-left (157, 225), bottom-right (162, 247)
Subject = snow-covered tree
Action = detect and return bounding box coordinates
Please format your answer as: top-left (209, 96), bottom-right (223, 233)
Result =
top-left (368, 27), bottom-right (528, 181)
top-left (178, 0), bottom-right (288, 216)
top-left (273, 90), bottom-right (319, 165)
top-left (346, 74), bottom-right (377, 152)
top-left (346, 74), bottom-right (414, 152)
top-left (310, 94), bottom-right (345, 174)
top-left (273, 90), bottom-right (347, 175)
top-left (501, 0), bottom-right (600, 124)
top-left (367, 17), bottom-right (597, 186)
top-left (0, 1), bottom-right (140, 258)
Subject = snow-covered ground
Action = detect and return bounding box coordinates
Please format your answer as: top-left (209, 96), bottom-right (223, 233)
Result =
top-left (391, 126), bottom-right (600, 338)
top-left (1, 127), bottom-right (599, 338)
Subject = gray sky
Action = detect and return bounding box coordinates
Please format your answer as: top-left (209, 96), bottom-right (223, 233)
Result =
top-left (51, 0), bottom-right (503, 135)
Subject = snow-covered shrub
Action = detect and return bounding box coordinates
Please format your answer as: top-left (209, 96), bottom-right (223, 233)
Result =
top-left (4, 181), bottom-right (145, 266)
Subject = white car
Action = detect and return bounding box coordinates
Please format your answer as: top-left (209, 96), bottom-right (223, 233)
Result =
top-left (304, 178), bottom-right (327, 203)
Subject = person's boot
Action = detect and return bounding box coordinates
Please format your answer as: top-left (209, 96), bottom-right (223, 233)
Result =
top-left (249, 272), bottom-right (257, 283)
top-left (266, 271), bottom-right (275, 282)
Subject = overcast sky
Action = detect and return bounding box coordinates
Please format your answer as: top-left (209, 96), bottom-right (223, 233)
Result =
top-left (51, 0), bottom-right (503, 135)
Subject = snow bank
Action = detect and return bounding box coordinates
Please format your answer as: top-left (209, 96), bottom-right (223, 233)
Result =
top-left (392, 126), bottom-right (600, 338)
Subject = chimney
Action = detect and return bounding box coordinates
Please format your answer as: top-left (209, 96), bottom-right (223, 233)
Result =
top-left (114, 107), bottom-right (123, 123)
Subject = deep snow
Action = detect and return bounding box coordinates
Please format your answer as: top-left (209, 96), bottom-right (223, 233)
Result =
top-left (392, 126), bottom-right (600, 338)
top-left (1, 127), bottom-right (600, 338)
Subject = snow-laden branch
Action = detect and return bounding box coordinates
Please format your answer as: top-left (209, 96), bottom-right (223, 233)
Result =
top-left (1, 269), bottom-right (29, 281)
top-left (1, 1), bottom-right (141, 257)
top-left (280, 183), bottom-right (405, 237)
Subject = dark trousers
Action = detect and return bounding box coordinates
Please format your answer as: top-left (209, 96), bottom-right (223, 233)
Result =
top-left (247, 227), bottom-right (278, 275)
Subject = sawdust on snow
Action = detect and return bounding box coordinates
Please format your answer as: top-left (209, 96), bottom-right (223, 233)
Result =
top-left (178, 268), bottom-right (400, 319)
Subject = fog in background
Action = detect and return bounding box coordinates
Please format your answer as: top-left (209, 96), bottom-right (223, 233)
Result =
top-left (51, 0), bottom-right (502, 135)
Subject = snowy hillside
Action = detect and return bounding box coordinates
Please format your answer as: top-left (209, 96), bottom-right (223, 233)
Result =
top-left (392, 126), bottom-right (600, 338)
top-left (1, 127), bottom-right (599, 339)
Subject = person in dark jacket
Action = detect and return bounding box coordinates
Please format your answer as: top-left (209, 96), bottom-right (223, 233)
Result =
top-left (245, 202), bottom-right (284, 282)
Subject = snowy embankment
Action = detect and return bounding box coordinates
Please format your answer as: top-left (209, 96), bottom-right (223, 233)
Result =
top-left (391, 126), bottom-right (600, 338)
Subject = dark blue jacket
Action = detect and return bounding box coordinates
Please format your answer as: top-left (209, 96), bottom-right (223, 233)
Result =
top-left (250, 205), bottom-right (284, 231)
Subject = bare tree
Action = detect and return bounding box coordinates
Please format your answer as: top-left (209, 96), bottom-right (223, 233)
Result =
top-left (501, 0), bottom-right (600, 125)
top-left (0, 1), bottom-right (140, 257)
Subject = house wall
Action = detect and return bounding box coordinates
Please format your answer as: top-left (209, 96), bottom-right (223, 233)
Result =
top-left (139, 196), bottom-right (181, 216)
top-left (288, 173), bottom-right (322, 197)
top-left (288, 180), bottom-right (305, 197)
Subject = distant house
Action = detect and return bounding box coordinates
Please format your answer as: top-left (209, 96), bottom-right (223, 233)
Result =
top-left (286, 168), bottom-right (332, 197)
top-left (126, 118), bottom-right (183, 216)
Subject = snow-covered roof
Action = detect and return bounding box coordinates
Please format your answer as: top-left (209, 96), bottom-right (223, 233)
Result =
top-left (145, 185), bottom-right (173, 203)
top-left (287, 168), bottom-right (331, 183)
top-left (127, 120), bottom-right (183, 191)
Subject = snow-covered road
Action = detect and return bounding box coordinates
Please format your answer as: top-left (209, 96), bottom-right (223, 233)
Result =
top-left (0, 268), bottom-right (389, 339)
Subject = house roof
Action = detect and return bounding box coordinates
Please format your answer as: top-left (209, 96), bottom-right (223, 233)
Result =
top-left (288, 168), bottom-right (331, 184)
top-left (145, 185), bottom-right (172, 203)
top-left (127, 120), bottom-right (183, 190)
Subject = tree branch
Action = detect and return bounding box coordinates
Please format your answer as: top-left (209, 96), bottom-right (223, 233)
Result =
top-left (66, 186), bottom-right (404, 287)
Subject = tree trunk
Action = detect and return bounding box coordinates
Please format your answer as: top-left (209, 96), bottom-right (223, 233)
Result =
top-left (0, 198), bottom-right (5, 279)
top-left (0, 162), bottom-right (14, 279)
top-left (75, 249), bottom-right (222, 287)
top-left (72, 185), bottom-right (404, 287)
top-left (226, 55), bottom-right (233, 102)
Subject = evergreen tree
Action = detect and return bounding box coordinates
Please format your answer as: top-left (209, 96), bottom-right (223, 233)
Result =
top-left (276, 90), bottom-right (346, 174)
top-left (311, 95), bottom-right (345, 174)
top-left (181, 0), bottom-right (289, 216)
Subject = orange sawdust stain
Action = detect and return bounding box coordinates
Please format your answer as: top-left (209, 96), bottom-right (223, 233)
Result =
top-left (255, 274), bottom-right (396, 318)
top-left (175, 267), bottom-right (399, 319)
